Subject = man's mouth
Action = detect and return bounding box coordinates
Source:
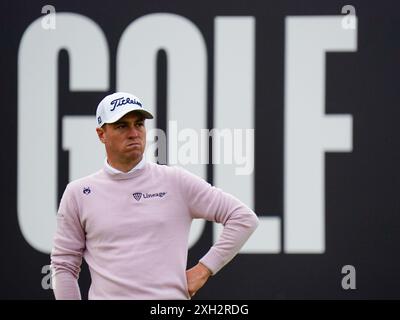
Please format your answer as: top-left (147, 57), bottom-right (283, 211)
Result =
top-left (127, 142), bottom-right (141, 147)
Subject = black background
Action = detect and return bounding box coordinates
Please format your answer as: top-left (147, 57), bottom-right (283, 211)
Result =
top-left (1, 0), bottom-right (399, 299)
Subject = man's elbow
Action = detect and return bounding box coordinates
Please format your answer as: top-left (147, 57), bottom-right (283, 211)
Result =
top-left (238, 210), bottom-right (259, 232)
top-left (248, 211), bottom-right (260, 232)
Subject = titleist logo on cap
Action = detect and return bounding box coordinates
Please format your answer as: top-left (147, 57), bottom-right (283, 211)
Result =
top-left (110, 97), bottom-right (142, 111)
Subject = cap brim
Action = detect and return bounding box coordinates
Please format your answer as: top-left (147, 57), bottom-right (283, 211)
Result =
top-left (99, 106), bottom-right (153, 127)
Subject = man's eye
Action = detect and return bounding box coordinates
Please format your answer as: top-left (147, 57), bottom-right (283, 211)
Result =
top-left (136, 122), bottom-right (144, 127)
top-left (117, 124), bottom-right (126, 129)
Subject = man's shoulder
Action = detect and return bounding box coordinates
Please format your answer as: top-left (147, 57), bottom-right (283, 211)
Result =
top-left (64, 169), bottom-right (103, 192)
top-left (145, 162), bottom-right (176, 181)
top-left (148, 162), bottom-right (191, 176)
top-left (148, 163), bottom-right (206, 185)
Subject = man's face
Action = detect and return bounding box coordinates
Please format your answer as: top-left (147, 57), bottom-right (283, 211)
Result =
top-left (96, 111), bottom-right (146, 163)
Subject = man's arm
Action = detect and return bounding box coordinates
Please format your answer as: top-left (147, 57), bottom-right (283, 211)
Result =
top-left (50, 184), bottom-right (85, 300)
top-left (178, 168), bottom-right (259, 293)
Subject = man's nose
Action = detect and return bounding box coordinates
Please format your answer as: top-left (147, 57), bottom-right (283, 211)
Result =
top-left (128, 125), bottom-right (140, 138)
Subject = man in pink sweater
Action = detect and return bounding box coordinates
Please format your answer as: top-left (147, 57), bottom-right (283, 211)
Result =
top-left (51, 92), bottom-right (259, 300)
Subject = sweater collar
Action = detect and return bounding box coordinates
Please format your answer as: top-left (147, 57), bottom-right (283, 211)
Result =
top-left (103, 157), bottom-right (147, 180)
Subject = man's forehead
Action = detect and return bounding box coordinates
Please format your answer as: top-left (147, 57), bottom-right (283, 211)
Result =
top-left (117, 111), bottom-right (145, 122)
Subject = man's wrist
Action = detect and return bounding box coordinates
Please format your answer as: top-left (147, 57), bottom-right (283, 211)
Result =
top-left (198, 262), bottom-right (212, 277)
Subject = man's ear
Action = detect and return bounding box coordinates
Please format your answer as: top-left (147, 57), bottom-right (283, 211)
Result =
top-left (96, 127), bottom-right (106, 144)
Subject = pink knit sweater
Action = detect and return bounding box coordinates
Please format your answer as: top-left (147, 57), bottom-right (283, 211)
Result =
top-left (51, 162), bottom-right (259, 299)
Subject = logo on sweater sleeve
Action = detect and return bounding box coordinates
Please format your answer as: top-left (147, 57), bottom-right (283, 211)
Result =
top-left (83, 187), bottom-right (91, 195)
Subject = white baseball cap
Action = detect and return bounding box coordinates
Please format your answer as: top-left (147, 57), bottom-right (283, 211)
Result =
top-left (96, 92), bottom-right (153, 128)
